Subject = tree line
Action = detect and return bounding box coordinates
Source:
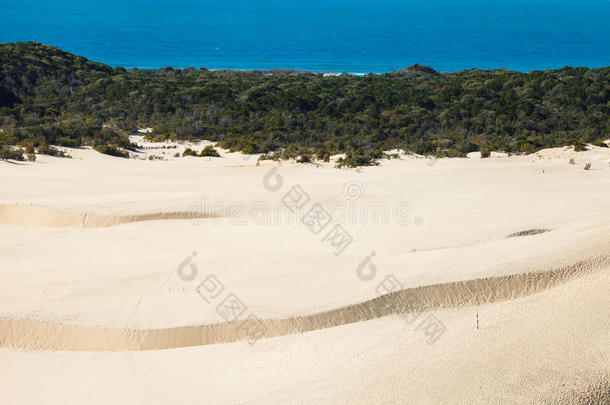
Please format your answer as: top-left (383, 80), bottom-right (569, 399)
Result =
top-left (1, 42), bottom-right (608, 165)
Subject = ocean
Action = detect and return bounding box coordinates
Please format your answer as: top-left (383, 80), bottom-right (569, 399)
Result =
top-left (1, 0), bottom-right (609, 73)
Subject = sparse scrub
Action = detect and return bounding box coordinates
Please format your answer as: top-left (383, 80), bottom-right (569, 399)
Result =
top-left (336, 149), bottom-right (382, 168)
top-left (94, 144), bottom-right (129, 158)
top-left (38, 140), bottom-right (71, 157)
top-left (0, 145), bottom-right (24, 161)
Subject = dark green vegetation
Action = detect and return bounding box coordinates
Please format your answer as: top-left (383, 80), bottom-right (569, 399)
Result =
top-left (199, 145), bottom-right (221, 157)
top-left (181, 147), bottom-right (198, 157)
top-left (93, 144), bottom-right (129, 158)
top-left (181, 145), bottom-right (221, 157)
top-left (0, 145), bottom-right (25, 161)
top-left (1, 42), bottom-right (609, 165)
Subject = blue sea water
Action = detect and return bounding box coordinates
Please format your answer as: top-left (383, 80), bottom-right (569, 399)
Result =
top-left (1, 0), bottom-right (609, 73)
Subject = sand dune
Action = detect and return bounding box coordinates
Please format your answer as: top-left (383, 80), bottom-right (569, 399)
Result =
top-left (2, 145), bottom-right (610, 403)
top-left (0, 204), bottom-right (217, 228)
top-left (1, 256), bottom-right (606, 352)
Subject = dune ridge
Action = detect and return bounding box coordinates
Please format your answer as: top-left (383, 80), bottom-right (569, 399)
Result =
top-left (506, 228), bottom-right (551, 238)
top-left (1, 256), bottom-right (607, 352)
top-left (0, 204), bottom-right (217, 228)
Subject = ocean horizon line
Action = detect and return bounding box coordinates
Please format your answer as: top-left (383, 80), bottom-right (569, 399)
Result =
top-left (4, 40), bottom-right (610, 75)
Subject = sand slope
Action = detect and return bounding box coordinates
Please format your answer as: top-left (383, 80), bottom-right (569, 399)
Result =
top-left (1, 143), bottom-right (609, 404)
top-left (0, 256), bottom-right (607, 351)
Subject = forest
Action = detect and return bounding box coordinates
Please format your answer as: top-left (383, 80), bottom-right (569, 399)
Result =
top-left (1, 42), bottom-right (608, 165)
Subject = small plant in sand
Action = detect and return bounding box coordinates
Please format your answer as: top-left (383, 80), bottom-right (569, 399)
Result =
top-left (182, 147), bottom-right (197, 157)
top-left (0, 145), bottom-right (24, 161)
top-left (199, 145), bottom-right (221, 157)
top-left (297, 154), bottom-right (312, 163)
top-left (569, 158), bottom-right (575, 165)
top-left (259, 151), bottom-right (284, 162)
top-left (573, 141), bottom-right (587, 152)
top-left (384, 152), bottom-right (401, 159)
top-left (584, 162), bottom-right (591, 170)
top-left (25, 144), bottom-right (36, 161)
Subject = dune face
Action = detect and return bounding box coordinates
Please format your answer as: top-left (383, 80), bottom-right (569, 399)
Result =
top-left (0, 256), bottom-right (607, 352)
top-left (1, 144), bottom-right (610, 404)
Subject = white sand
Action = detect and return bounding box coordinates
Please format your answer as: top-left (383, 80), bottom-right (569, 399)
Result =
top-left (0, 142), bottom-right (609, 404)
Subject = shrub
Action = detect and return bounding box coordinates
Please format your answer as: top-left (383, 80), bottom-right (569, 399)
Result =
top-left (573, 141), bottom-right (587, 152)
top-left (259, 151), bottom-right (282, 161)
top-left (592, 141), bottom-right (608, 148)
top-left (182, 147), bottom-right (197, 157)
top-left (0, 146), bottom-right (24, 161)
top-left (199, 145), bottom-right (220, 157)
top-left (480, 147), bottom-right (491, 158)
top-left (520, 143), bottom-right (537, 155)
top-left (46, 146), bottom-right (70, 157)
top-left (94, 144), bottom-right (129, 158)
top-left (25, 144), bottom-right (36, 161)
top-left (241, 145), bottom-right (256, 155)
top-left (37, 140), bottom-right (70, 157)
top-left (336, 150), bottom-right (380, 168)
top-left (297, 154), bottom-right (311, 163)
top-left (37, 140), bottom-right (50, 155)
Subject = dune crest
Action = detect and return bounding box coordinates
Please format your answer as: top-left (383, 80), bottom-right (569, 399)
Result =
top-left (0, 204), bottom-right (217, 228)
top-left (1, 256), bottom-right (607, 352)
top-left (506, 228), bottom-right (551, 238)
